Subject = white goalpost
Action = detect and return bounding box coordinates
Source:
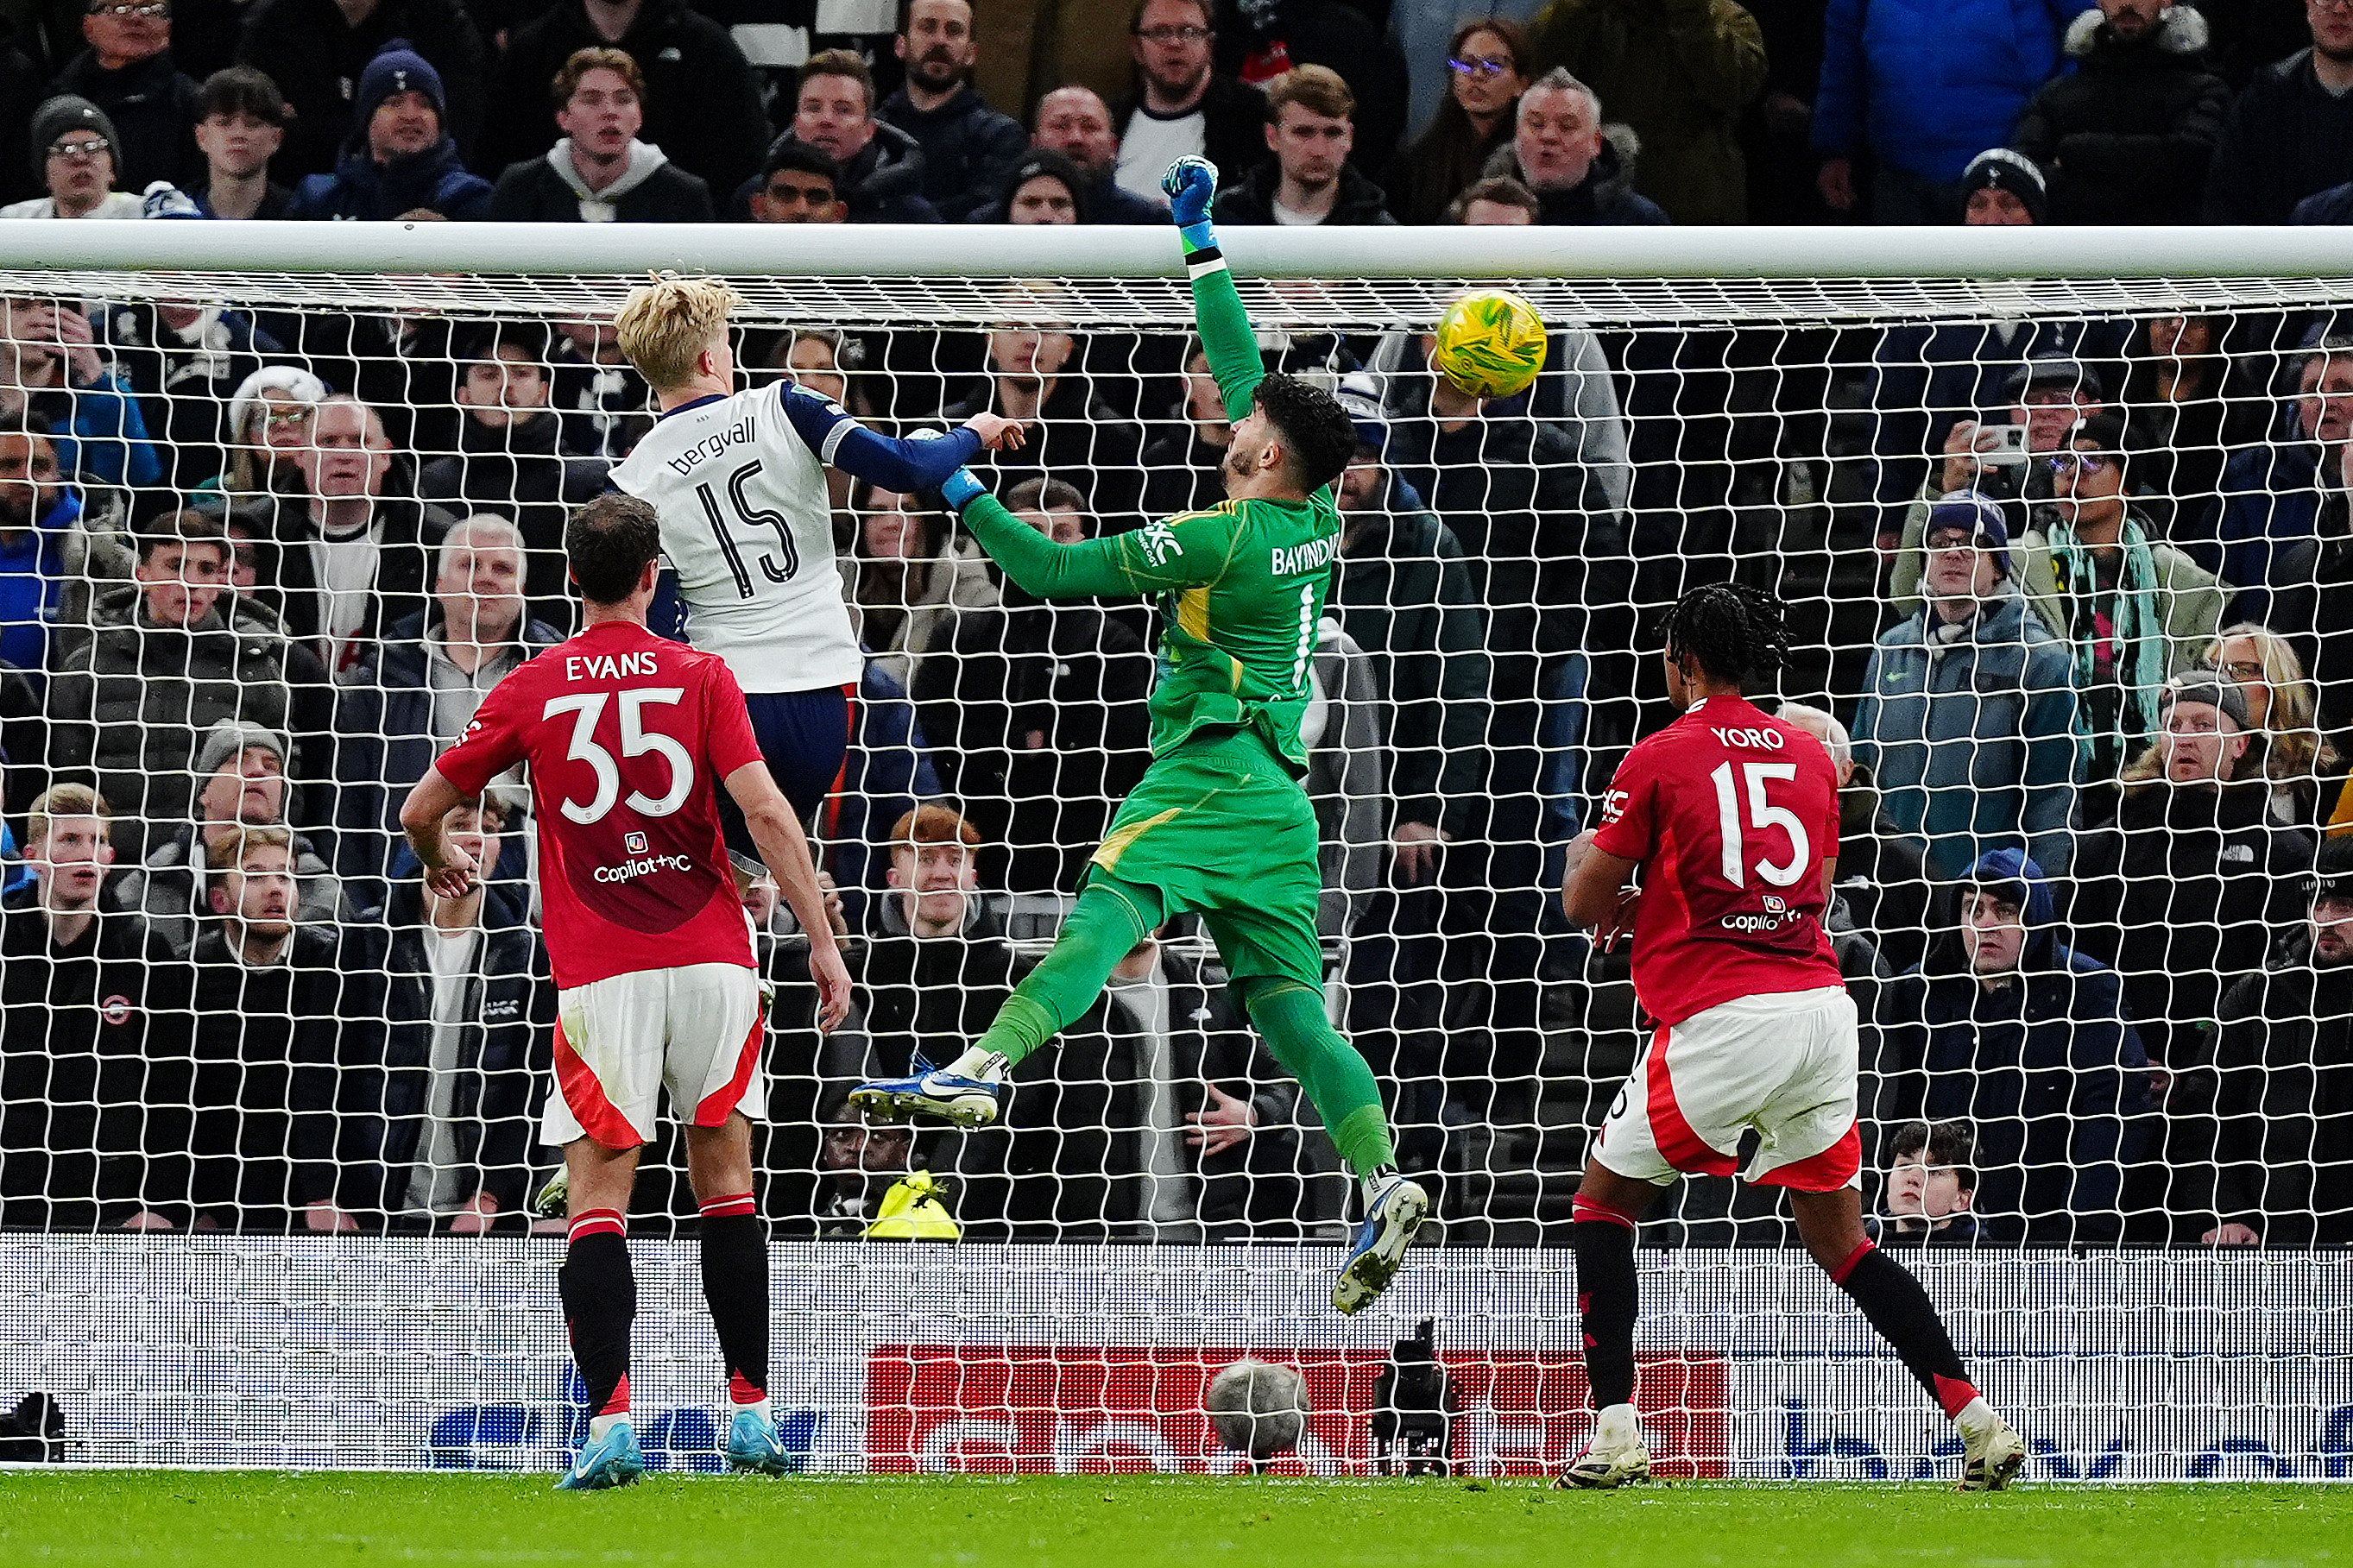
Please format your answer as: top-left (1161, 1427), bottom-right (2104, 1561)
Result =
top-left (0, 221), bottom-right (2349, 1479)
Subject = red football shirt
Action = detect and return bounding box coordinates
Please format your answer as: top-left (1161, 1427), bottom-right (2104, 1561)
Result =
top-left (1590, 694), bottom-right (1844, 1026)
top-left (435, 620), bottom-right (763, 990)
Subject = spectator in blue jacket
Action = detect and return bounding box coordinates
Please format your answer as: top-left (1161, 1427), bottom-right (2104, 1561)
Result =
top-left (1814, 0), bottom-right (2090, 222)
top-left (0, 421), bottom-right (77, 673)
top-left (287, 41), bottom-right (491, 221)
top-left (1852, 494), bottom-right (2082, 880)
top-left (2205, 335), bottom-right (2353, 620)
top-left (877, 0), bottom-right (1026, 221)
top-left (1877, 847), bottom-right (2153, 1245)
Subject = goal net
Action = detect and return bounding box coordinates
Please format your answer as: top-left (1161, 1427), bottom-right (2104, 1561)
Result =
top-left (0, 224), bottom-right (2348, 1479)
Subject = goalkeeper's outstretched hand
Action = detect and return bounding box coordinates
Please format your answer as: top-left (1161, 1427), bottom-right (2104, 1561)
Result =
top-left (1163, 156), bottom-right (1218, 236)
top-left (939, 467), bottom-right (986, 510)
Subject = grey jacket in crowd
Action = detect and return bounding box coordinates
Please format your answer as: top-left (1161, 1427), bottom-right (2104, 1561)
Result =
top-left (46, 587), bottom-right (297, 860)
top-left (110, 821), bottom-right (349, 954)
top-left (1851, 587), bottom-right (2082, 881)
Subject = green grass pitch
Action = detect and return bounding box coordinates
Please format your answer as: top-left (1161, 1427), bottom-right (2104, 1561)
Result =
top-left (2, 1473), bottom-right (2349, 1568)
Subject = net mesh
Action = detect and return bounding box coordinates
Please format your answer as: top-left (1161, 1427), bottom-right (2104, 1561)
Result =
top-left (0, 257), bottom-right (2349, 1477)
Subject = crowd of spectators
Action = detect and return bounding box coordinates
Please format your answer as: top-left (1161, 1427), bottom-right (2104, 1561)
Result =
top-left (2, 0), bottom-right (2351, 1250)
top-left (6, 0), bottom-right (2353, 231)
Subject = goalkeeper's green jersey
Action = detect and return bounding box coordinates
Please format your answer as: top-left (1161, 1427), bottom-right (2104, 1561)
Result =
top-left (955, 244), bottom-right (1337, 778)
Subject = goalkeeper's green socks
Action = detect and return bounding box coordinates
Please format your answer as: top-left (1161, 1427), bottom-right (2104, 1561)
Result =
top-left (949, 877), bottom-right (1398, 1179)
top-left (958, 877), bottom-right (1161, 1069)
top-left (1241, 979), bottom-right (1397, 1177)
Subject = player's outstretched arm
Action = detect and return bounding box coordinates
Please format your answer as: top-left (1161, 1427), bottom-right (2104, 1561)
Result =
top-left (400, 766), bottom-right (481, 900)
top-left (1163, 157), bottom-right (1262, 422)
top-left (722, 759), bottom-right (852, 1032)
top-left (942, 468), bottom-right (1230, 603)
top-left (777, 382), bottom-right (1027, 493)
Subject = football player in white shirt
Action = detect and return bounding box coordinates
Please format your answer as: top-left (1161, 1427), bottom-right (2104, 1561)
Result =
top-left (607, 275), bottom-right (1025, 857)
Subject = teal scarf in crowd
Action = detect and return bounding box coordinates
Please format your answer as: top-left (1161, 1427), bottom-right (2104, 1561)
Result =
top-left (2043, 514), bottom-right (2168, 773)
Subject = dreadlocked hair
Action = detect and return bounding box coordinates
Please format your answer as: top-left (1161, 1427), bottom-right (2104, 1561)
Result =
top-left (1662, 582), bottom-right (1789, 689)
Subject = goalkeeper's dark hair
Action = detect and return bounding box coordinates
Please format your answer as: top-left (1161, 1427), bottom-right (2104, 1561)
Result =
top-left (1662, 581), bottom-right (1788, 688)
top-left (1253, 373), bottom-right (1358, 495)
top-left (566, 491), bottom-right (662, 605)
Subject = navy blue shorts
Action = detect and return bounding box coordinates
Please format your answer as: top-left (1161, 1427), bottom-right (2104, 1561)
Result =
top-left (717, 684), bottom-right (854, 863)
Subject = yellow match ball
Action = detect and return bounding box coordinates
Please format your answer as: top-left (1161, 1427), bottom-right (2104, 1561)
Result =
top-left (1430, 287), bottom-right (1548, 400)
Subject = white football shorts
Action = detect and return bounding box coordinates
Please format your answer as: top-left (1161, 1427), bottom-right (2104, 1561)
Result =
top-left (542, 962), bottom-right (768, 1149)
top-left (1592, 985), bottom-right (1862, 1193)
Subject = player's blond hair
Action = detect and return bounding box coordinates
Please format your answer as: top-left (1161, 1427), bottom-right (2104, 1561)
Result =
top-left (614, 274), bottom-right (742, 393)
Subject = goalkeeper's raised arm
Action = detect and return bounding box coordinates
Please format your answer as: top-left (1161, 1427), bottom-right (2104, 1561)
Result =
top-left (937, 158), bottom-right (1360, 608)
top-left (1164, 156), bottom-right (1263, 423)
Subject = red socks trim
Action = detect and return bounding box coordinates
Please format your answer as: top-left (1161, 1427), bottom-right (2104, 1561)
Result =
top-left (568, 1207), bottom-right (625, 1242)
top-left (700, 1192), bottom-right (757, 1220)
top-left (1933, 1373), bottom-right (1982, 1420)
top-left (1572, 1196), bottom-right (1641, 1230)
top-left (1829, 1238), bottom-right (1875, 1287)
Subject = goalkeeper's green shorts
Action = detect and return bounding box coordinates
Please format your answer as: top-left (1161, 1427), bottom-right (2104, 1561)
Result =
top-left (1085, 727), bottom-right (1327, 992)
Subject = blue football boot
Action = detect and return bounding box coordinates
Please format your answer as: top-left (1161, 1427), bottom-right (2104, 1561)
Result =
top-left (1334, 1175), bottom-right (1431, 1315)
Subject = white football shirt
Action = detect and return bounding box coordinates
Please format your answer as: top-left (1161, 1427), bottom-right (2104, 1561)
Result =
top-left (609, 381), bottom-right (861, 693)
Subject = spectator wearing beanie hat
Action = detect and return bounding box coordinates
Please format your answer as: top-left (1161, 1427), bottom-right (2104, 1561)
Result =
top-left (3, 95), bottom-right (143, 217)
top-left (980, 148), bottom-right (1092, 224)
top-left (1852, 488), bottom-right (2084, 880)
top-left (109, 717), bottom-right (352, 955)
top-left (286, 41), bottom-right (492, 221)
top-left (236, 0), bottom-right (485, 180)
top-left (1960, 148), bottom-right (2046, 224)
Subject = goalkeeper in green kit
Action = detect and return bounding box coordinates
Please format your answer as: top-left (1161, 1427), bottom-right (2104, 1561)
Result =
top-left (851, 156), bottom-right (1429, 1314)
